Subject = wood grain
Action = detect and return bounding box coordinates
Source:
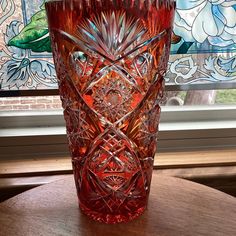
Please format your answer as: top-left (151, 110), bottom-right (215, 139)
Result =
top-left (0, 175), bottom-right (71, 202)
top-left (0, 174), bottom-right (235, 236)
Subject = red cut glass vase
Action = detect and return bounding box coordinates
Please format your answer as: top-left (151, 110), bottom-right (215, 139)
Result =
top-left (46, 0), bottom-right (175, 224)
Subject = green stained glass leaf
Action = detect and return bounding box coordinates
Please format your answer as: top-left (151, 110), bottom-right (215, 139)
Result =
top-left (8, 9), bottom-right (51, 53)
top-left (40, 1), bottom-right (46, 10)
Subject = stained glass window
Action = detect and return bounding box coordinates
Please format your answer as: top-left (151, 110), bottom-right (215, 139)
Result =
top-left (0, 0), bottom-right (56, 91)
top-left (168, 0), bottom-right (236, 90)
top-left (0, 0), bottom-right (235, 92)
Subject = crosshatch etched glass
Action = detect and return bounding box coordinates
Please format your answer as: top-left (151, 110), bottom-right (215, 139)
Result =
top-left (46, 0), bottom-right (175, 224)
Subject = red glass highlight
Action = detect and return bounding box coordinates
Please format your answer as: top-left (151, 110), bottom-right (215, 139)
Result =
top-left (46, 0), bottom-right (175, 224)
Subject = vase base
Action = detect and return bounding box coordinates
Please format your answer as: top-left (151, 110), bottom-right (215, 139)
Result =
top-left (79, 203), bottom-right (146, 224)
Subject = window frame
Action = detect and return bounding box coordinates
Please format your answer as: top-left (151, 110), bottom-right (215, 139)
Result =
top-left (1, 105), bottom-right (236, 158)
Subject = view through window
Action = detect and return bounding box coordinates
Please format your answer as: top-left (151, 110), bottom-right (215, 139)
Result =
top-left (1, 89), bottom-right (236, 111)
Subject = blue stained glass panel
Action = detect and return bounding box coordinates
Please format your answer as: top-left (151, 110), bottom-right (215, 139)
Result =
top-left (167, 1), bottom-right (236, 89)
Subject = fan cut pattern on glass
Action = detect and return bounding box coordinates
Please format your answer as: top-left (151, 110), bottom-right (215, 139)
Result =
top-left (46, 0), bottom-right (175, 223)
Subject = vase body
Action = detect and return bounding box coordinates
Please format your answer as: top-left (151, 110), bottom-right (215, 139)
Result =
top-left (46, 0), bottom-right (175, 224)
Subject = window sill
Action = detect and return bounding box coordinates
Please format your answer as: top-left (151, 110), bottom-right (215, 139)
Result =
top-left (1, 148), bottom-right (236, 177)
top-left (0, 148), bottom-right (236, 201)
top-left (1, 106), bottom-right (236, 155)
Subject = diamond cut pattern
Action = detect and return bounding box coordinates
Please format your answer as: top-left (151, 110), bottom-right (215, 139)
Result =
top-left (53, 9), bottom-right (170, 217)
top-left (79, 129), bottom-right (145, 212)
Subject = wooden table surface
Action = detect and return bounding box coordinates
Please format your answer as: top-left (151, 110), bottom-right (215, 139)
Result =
top-left (0, 174), bottom-right (235, 236)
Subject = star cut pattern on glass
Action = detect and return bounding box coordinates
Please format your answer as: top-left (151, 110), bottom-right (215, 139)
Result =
top-left (52, 10), bottom-right (169, 216)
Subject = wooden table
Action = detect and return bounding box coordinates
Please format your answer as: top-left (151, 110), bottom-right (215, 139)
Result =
top-left (0, 174), bottom-right (235, 236)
